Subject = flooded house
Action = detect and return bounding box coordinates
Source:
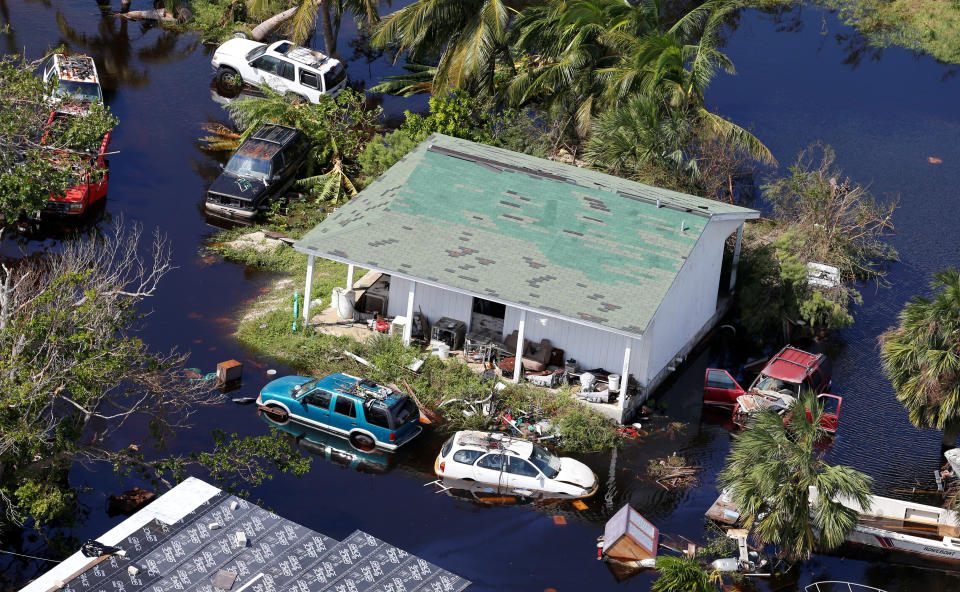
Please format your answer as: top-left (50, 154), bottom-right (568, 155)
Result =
top-left (294, 134), bottom-right (758, 423)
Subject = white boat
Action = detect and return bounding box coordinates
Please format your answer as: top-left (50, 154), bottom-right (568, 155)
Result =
top-left (810, 487), bottom-right (960, 562)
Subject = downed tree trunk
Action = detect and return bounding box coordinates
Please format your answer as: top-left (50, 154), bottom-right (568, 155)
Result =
top-left (250, 0), bottom-right (323, 41)
top-left (114, 8), bottom-right (176, 22)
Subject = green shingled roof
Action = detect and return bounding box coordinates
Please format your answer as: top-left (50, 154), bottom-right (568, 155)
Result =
top-left (296, 134), bottom-right (758, 335)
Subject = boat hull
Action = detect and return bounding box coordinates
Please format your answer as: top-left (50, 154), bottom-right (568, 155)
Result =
top-left (847, 523), bottom-right (960, 562)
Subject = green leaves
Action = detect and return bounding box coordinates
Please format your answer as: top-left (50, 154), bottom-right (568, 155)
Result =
top-left (651, 555), bottom-right (714, 592)
top-left (880, 268), bottom-right (960, 436)
top-left (0, 55), bottom-right (117, 221)
top-left (719, 392), bottom-right (872, 561)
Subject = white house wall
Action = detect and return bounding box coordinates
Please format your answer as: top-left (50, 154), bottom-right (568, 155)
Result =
top-left (502, 307), bottom-right (640, 378)
top-left (638, 217), bottom-right (743, 386)
top-left (387, 276), bottom-right (473, 326)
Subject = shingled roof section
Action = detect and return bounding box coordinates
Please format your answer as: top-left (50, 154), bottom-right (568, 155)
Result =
top-left (295, 134), bottom-right (758, 336)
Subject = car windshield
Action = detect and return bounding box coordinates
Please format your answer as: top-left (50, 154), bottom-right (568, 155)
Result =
top-left (246, 45), bottom-right (267, 61)
top-left (293, 378), bottom-right (319, 396)
top-left (225, 154), bottom-right (271, 179)
top-left (754, 375), bottom-right (799, 394)
top-left (528, 444), bottom-right (561, 479)
top-left (56, 80), bottom-right (101, 102)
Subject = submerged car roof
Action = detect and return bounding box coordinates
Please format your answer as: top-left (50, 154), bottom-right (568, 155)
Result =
top-left (762, 346), bottom-right (825, 384)
top-left (236, 126), bottom-right (300, 159)
top-left (455, 430), bottom-right (534, 458)
top-left (54, 54), bottom-right (98, 83)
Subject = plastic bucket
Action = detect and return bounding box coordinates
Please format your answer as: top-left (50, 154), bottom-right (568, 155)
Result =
top-left (609, 374), bottom-right (621, 392)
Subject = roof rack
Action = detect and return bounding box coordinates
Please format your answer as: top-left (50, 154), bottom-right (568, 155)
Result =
top-left (250, 125), bottom-right (299, 146)
top-left (342, 379), bottom-right (395, 405)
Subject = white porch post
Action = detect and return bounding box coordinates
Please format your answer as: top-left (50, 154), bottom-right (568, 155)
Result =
top-left (402, 281), bottom-right (417, 346)
top-left (729, 223), bottom-right (744, 293)
top-left (618, 338), bottom-right (632, 419)
top-left (513, 309), bottom-right (527, 383)
top-left (303, 254), bottom-right (314, 322)
top-left (346, 264), bottom-right (355, 290)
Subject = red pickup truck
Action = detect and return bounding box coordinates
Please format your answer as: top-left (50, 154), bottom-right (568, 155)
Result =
top-left (704, 345), bottom-right (842, 434)
top-left (41, 111), bottom-right (112, 216)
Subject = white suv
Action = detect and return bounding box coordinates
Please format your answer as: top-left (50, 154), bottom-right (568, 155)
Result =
top-left (211, 39), bottom-right (346, 103)
top-left (40, 54), bottom-right (103, 114)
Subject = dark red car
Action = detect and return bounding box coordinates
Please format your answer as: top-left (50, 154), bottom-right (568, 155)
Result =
top-left (41, 111), bottom-right (112, 216)
top-left (704, 346), bottom-right (841, 433)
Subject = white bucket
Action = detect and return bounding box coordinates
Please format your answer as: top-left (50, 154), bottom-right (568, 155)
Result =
top-left (608, 374), bottom-right (621, 392)
top-left (437, 343), bottom-right (451, 359)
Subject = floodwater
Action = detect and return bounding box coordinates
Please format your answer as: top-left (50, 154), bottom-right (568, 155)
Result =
top-left (2, 1), bottom-right (960, 590)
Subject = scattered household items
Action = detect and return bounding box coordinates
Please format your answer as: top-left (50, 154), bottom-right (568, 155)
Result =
top-left (431, 317), bottom-right (467, 351)
top-left (705, 489), bottom-right (741, 525)
top-left (38, 111), bottom-right (112, 217)
top-left (807, 262), bottom-right (841, 288)
top-left (40, 53), bottom-right (103, 114)
top-left (211, 39), bottom-right (347, 103)
top-left (600, 504), bottom-right (659, 569)
top-left (205, 124), bottom-right (310, 222)
top-left (433, 430), bottom-right (598, 499)
top-left (216, 359), bottom-right (243, 385)
top-left (503, 330), bottom-right (553, 372)
top-left (733, 391), bottom-right (842, 434)
top-left (331, 287), bottom-right (356, 321)
top-left (704, 345), bottom-right (833, 408)
top-left (106, 488), bottom-right (155, 517)
top-left (808, 486), bottom-right (960, 562)
top-left (256, 372), bottom-right (422, 451)
top-left (576, 370), bottom-right (611, 403)
top-left (22, 478), bottom-right (469, 592)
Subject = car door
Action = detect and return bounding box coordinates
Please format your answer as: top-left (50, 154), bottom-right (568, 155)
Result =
top-left (299, 389), bottom-right (331, 426)
top-left (503, 456), bottom-right (544, 494)
top-left (704, 369), bottom-right (746, 407)
top-left (331, 394), bottom-right (359, 435)
top-left (474, 453), bottom-right (507, 487)
top-left (249, 55), bottom-right (287, 92)
top-left (816, 394), bottom-right (842, 433)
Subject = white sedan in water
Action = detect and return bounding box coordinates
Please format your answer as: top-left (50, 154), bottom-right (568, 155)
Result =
top-left (434, 430), bottom-right (598, 499)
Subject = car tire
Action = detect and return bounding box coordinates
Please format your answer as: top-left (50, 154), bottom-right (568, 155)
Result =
top-left (232, 30), bottom-right (250, 39)
top-left (349, 432), bottom-right (376, 452)
top-left (215, 67), bottom-right (242, 98)
top-left (261, 404), bottom-right (289, 425)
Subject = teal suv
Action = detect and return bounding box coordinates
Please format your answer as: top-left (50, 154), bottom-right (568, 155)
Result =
top-left (257, 373), bottom-right (422, 452)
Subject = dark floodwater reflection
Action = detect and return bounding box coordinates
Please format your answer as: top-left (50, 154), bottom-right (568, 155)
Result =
top-left (3, 0), bottom-right (960, 590)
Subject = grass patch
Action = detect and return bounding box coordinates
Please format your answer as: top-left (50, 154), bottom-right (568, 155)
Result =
top-left (815, 0), bottom-right (960, 63)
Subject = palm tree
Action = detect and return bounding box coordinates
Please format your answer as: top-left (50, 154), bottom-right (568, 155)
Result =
top-left (651, 555), bottom-right (716, 592)
top-left (504, 0), bottom-right (660, 135)
top-left (880, 268), bottom-right (960, 448)
top-left (585, 93), bottom-right (699, 189)
top-left (371, 0), bottom-right (518, 94)
top-left (247, 0), bottom-right (381, 55)
top-left (718, 393), bottom-right (873, 562)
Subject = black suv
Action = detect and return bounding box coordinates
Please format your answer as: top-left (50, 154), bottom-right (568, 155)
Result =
top-left (205, 124), bottom-right (310, 221)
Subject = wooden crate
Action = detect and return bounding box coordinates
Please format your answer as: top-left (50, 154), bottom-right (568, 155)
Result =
top-left (602, 504), bottom-right (659, 562)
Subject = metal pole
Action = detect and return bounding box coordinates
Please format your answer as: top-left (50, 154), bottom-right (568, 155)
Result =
top-left (303, 254), bottom-right (314, 322)
top-left (513, 309), bottom-right (527, 383)
top-left (729, 223), bottom-right (744, 293)
top-left (403, 281), bottom-right (416, 346)
top-left (619, 338), bottom-right (632, 421)
top-left (346, 263), bottom-right (355, 290)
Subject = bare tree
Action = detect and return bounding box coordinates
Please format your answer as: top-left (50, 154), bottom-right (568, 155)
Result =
top-left (0, 222), bottom-right (221, 525)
